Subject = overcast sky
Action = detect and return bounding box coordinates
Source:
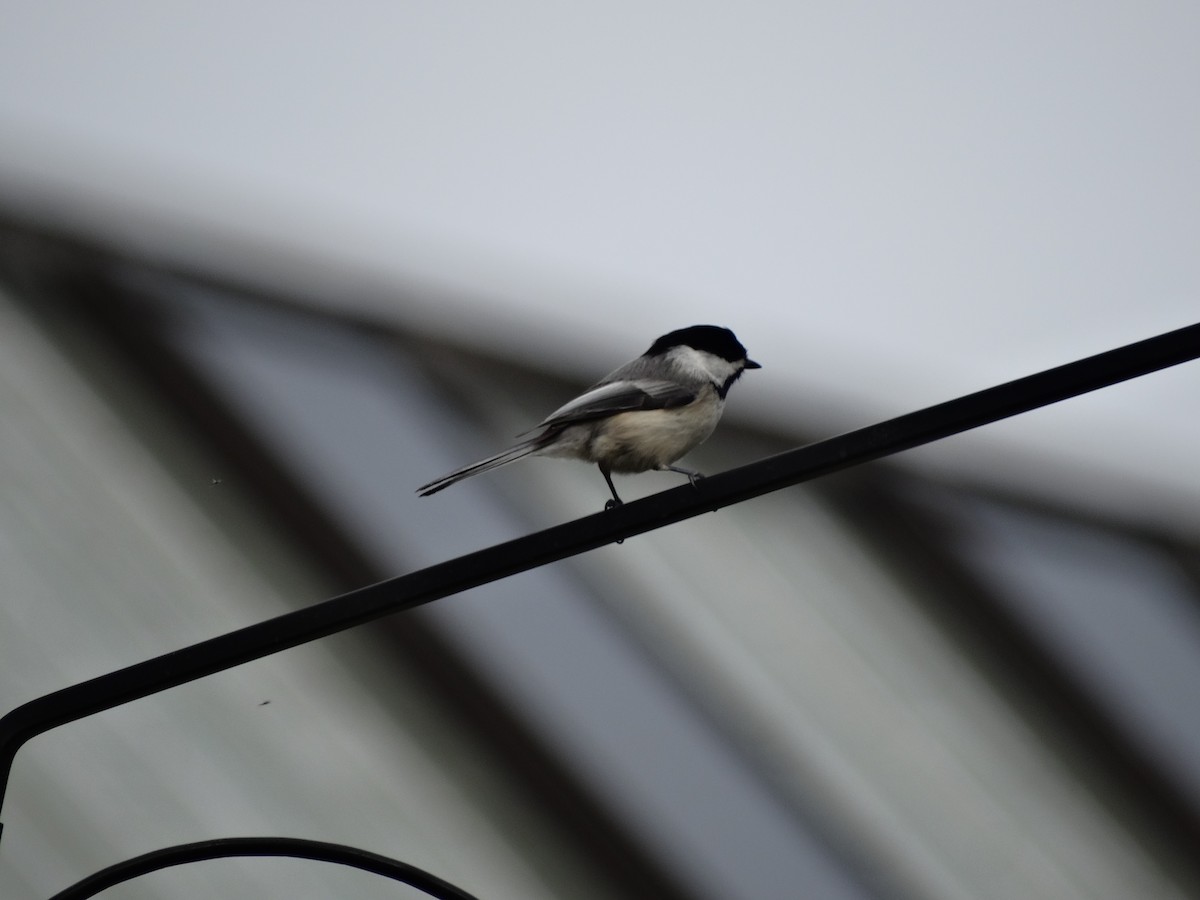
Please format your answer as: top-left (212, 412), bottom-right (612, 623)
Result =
top-left (1, 3), bottom-right (1197, 511)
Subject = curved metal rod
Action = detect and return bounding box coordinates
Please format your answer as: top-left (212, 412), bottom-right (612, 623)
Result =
top-left (2, 323), bottom-right (1199, 839)
top-left (47, 836), bottom-right (482, 900)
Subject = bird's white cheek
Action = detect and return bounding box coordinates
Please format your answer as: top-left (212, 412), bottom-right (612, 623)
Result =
top-left (668, 346), bottom-right (741, 384)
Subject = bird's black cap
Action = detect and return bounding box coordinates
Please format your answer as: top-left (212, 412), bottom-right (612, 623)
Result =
top-left (647, 325), bottom-right (760, 367)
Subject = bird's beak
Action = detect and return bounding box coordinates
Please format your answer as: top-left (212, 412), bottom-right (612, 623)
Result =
top-left (744, 359), bottom-right (762, 369)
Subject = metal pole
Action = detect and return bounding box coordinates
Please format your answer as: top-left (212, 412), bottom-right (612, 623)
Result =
top-left (48, 836), bottom-right (481, 900)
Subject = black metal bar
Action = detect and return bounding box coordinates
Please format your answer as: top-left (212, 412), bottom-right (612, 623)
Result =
top-left (2, 322), bottom-right (1198, 836)
top-left (48, 836), bottom-right (481, 900)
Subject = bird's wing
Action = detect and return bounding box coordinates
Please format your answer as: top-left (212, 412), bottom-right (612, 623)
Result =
top-left (535, 379), bottom-right (696, 429)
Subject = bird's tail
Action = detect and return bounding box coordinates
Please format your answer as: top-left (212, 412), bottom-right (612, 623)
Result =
top-left (417, 437), bottom-right (545, 497)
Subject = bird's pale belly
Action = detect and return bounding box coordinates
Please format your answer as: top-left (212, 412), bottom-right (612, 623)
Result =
top-left (586, 404), bottom-right (721, 473)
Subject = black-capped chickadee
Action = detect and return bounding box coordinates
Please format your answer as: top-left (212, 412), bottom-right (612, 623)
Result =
top-left (418, 325), bottom-right (760, 508)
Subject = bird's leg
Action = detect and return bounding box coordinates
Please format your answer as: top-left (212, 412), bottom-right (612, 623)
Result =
top-left (600, 465), bottom-right (624, 510)
top-left (662, 464), bottom-right (705, 488)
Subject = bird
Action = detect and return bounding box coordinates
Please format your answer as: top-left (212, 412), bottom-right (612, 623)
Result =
top-left (417, 325), bottom-right (760, 508)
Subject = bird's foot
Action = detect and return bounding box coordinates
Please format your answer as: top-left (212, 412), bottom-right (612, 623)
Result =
top-left (663, 465), bottom-right (705, 488)
top-left (604, 497), bottom-right (625, 543)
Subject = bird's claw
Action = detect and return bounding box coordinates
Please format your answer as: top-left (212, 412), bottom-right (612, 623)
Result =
top-left (604, 498), bottom-right (625, 543)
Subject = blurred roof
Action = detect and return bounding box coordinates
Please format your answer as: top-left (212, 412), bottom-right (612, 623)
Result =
top-left (1, 3), bottom-right (1197, 521)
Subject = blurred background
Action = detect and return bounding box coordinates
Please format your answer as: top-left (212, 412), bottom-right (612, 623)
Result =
top-left (1, 4), bottom-right (1199, 899)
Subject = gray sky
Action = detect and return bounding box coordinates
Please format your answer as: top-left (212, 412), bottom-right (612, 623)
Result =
top-left (1, 3), bottom-right (1198, 512)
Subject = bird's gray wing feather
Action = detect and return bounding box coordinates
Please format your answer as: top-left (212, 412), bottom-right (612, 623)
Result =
top-left (536, 379), bottom-right (695, 429)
